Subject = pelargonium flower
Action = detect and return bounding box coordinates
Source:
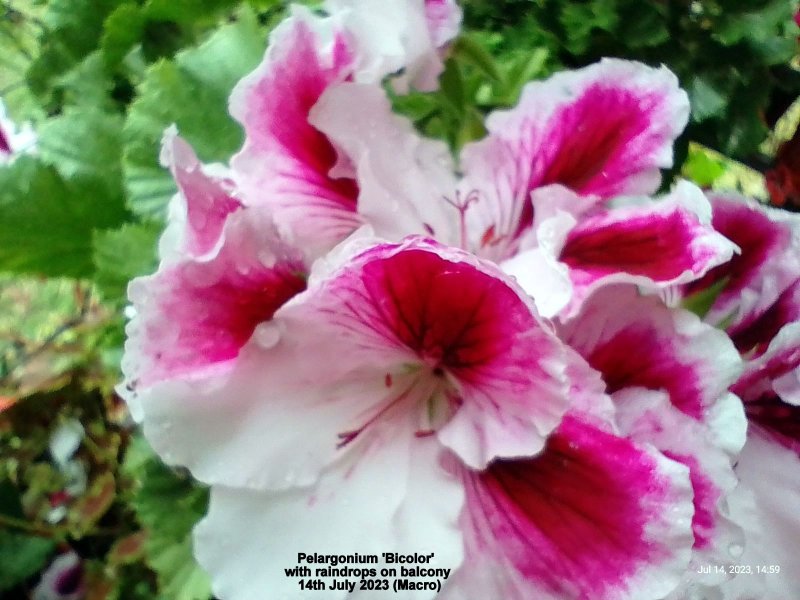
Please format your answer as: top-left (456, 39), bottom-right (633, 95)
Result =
top-left (677, 192), bottom-right (800, 597)
top-left (120, 3), bottom-right (759, 598)
top-left (0, 98), bottom-right (36, 163)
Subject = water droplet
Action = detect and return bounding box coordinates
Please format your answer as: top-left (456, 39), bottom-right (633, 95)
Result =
top-left (253, 322), bottom-right (281, 348)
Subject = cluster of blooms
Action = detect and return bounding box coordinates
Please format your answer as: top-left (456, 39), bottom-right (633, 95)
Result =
top-left (119, 1), bottom-right (800, 598)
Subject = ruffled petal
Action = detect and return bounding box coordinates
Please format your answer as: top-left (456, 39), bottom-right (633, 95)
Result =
top-left (229, 10), bottom-right (362, 258)
top-left (310, 82), bottom-right (459, 245)
top-left (158, 128), bottom-right (242, 261)
top-left (683, 192), bottom-right (800, 333)
top-left (461, 59), bottom-right (688, 259)
top-left (196, 435), bottom-right (463, 600)
top-left (443, 412), bottom-right (694, 600)
top-left (721, 427), bottom-right (800, 600)
top-left (119, 207), bottom-right (306, 418)
top-left (614, 389), bottom-right (744, 594)
top-left (559, 286), bottom-right (742, 420)
top-left (558, 183), bottom-right (737, 317)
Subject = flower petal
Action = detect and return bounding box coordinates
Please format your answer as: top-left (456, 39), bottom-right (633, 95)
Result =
top-left (196, 434), bottom-right (463, 600)
top-left (310, 82), bottom-right (459, 245)
top-left (614, 389), bottom-right (744, 593)
top-left (158, 128), bottom-right (242, 261)
top-left (229, 10), bottom-right (362, 258)
top-left (119, 207), bottom-right (306, 418)
top-left (559, 285), bottom-right (742, 421)
top-left (425, 0), bottom-right (462, 47)
top-left (461, 59), bottom-right (689, 259)
top-left (683, 192), bottom-right (800, 333)
top-left (443, 412), bottom-right (694, 600)
top-left (720, 427), bottom-right (800, 599)
top-left (558, 183), bottom-right (737, 317)
top-left (733, 322), bottom-right (800, 407)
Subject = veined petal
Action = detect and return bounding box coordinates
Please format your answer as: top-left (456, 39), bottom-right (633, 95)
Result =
top-left (229, 10), bottom-right (362, 258)
top-left (136, 237), bottom-right (573, 488)
top-left (560, 286), bottom-right (742, 421)
top-left (310, 82), bottom-right (459, 245)
top-left (614, 389), bottom-right (744, 593)
top-left (682, 192), bottom-right (800, 333)
top-left (443, 412), bottom-right (694, 600)
top-left (195, 434), bottom-right (463, 600)
top-left (461, 59), bottom-right (688, 259)
top-left (720, 427), bottom-right (800, 600)
top-left (158, 128), bottom-right (242, 261)
top-left (558, 183), bottom-right (737, 317)
top-left (315, 237), bottom-right (573, 468)
top-left (119, 207), bottom-right (306, 419)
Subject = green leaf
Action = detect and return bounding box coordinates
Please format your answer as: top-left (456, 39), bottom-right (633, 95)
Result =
top-left (26, 0), bottom-right (126, 108)
top-left (688, 75), bottom-right (729, 123)
top-left (682, 276), bottom-right (730, 319)
top-left (0, 531), bottom-right (55, 591)
top-left (144, 0), bottom-right (240, 24)
top-left (53, 51), bottom-right (118, 112)
top-left (37, 108), bottom-right (125, 192)
top-left (440, 58), bottom-right (467, 117)
top-left (92, 222), bottom-right (161, 302)
top-left (682, 144), bottom-right (727, 187)
top-left (101, 3), bottom-right (148, 68)
top-left (127, 436), bottom-right (211, 600)
top-left (123, 6), bottom-right (266, 219)
top-left (0, 158), bottom-right (128, 277)
top-left (559, 0), bottom-right (619, 55)
top-left (451, 35), bottom-right (502, 82)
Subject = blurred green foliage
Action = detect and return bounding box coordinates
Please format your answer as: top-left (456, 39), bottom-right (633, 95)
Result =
top-left (0, 0), bottom-right (797, 597)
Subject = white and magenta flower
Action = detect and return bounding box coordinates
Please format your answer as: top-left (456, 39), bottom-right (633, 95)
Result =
top-left (119, 3), bottom-right (773, 598)
top-left (676, 193), bottom-right (800, 598)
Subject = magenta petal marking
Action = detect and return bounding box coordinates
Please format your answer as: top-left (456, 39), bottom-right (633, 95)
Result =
top-left (562, 210), bottom-right (701, 280)
top-left (125, 210), bottom-right (306, 389)
top-left (745, 395), bottom-right (800, 455)
top-left (533, 84), bottom-right (667, 196)
top-left (230, 14), bottom-right (362, 255)
top-left (457, 413), bottom-right (692, 599)
top-left (729, 279), bottom-right (800, 353)
top-left (357, 248), bottom-right (529, 377)
top-left (588, 327), bottom-right (704, 420)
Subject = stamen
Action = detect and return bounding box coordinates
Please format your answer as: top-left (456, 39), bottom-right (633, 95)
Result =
top-left (336, 378), bottom-right (419, 449)
top-left (443, 189), bottom-right (481, 250)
